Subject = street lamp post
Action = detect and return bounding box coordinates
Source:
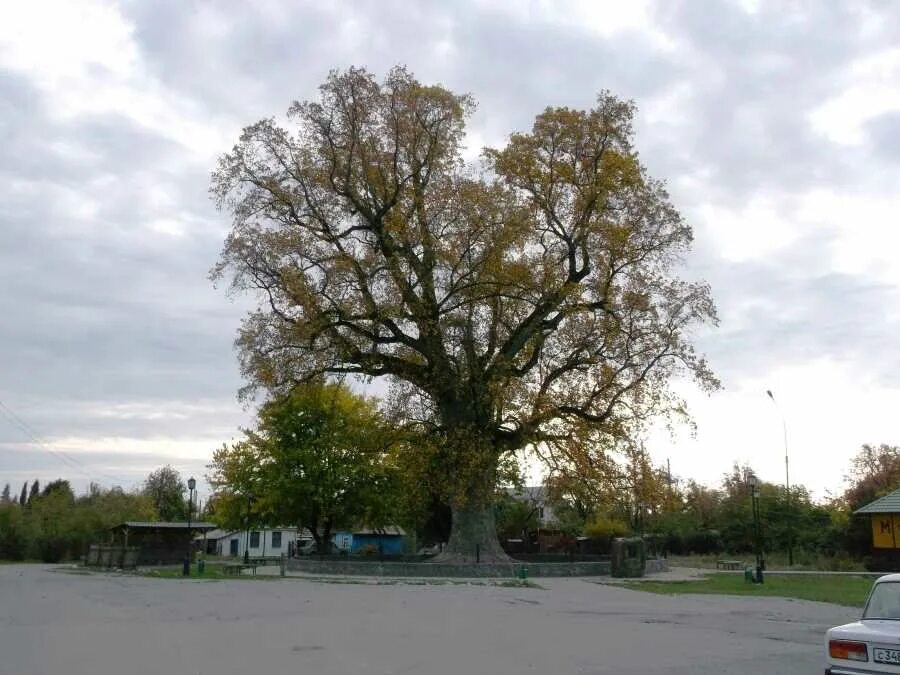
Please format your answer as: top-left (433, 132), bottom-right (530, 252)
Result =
top-left (766, 390), bottom-right (793, 567)
top-left (244, 493), bottom-right (252, 565)
top-left (748, 472), bottom-right (764, 584)
top-left (183, 477), bottom-right (196, 576)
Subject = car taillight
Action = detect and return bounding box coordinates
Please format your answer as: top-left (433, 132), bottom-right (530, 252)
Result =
top-left (829, 640), bottom-right (869, 662)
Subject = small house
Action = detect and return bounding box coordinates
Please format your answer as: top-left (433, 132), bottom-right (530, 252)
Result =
top-left (505, 485), bottom-right (555, 525)
top-left (331, 526), bottom-right (406, 555)
top-left (208, 527), bottom-right (302, 559)
top-left (856, 488), bottom-right (900, 549)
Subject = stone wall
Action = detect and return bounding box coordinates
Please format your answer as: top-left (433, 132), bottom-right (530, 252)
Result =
top-left (286, 554), bottom-right (665, 578)
top-left (287, 558), bottom-right (611, 578)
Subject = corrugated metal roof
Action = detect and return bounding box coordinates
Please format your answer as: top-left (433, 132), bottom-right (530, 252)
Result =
top-left (205, 527), bottom-right (303, 541)
top-left (112, 521), bottom-right (218, 530)
top-left (348, 525), bottom-right (406, 536)
top-left (855, 488), bottom-right (900, 514)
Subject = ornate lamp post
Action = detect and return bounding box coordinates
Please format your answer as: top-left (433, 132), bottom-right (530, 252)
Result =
top-left (748, 472), bottom-right (764, 584)
top-left (183, 477), bottom-right (196, 576)
top-left (244, 493), bottom-right (253, 564)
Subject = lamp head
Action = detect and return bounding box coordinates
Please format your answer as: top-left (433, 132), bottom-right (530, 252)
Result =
top-left (187, 477), bottom-right (196, 491)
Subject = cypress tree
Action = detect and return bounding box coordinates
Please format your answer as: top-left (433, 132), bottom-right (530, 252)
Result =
top-left (27, 479), bottom-right (39, 506)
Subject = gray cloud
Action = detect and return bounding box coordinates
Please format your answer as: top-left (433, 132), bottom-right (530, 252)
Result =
top-left (0, 72), bottom-right (249, 485)
top-left (692, 230), bottom-right (900, 387)
top-left (2, 0), bottom-right (899, 491)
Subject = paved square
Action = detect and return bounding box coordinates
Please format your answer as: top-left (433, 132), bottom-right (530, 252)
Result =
top-left (0, 565), bottom-right (856, 674)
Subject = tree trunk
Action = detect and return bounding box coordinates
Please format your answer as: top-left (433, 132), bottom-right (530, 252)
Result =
top-left (432, 500), bottom-right (511, 563)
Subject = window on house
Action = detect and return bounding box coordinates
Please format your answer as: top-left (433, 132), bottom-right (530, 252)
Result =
top-left (271, 531), bottom-right (282, 548)
top-left (250, 531), bottom-right (260, 548)
top-left (539, 507), bottom-right (545, 519)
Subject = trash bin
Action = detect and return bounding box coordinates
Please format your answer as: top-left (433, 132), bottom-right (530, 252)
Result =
top-left (197, 558), bottom-right (206, 575)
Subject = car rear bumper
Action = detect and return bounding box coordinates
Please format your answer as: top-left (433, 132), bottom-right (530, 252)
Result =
top-left (827, 666), bottom-right (899, 674)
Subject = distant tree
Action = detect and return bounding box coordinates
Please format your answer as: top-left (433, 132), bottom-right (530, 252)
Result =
top-left (27, 480), bottom-right (39, 506)
top-left (0, 503), bottom-right (28, 560)
top-left (28, 484), bottom-right (76, 562)
top-left (681, 479), bottom-right (722, 531)
top-left (18, 482), bottom-right (27, 507)
top-left (843, 444), bottom-right (900, 510)
top-left (42, 479), bottom-right (73, 499)
top-left (142, 466), bottom-right (186, 521)
top-left (1, 484), bottom-right (10, 504)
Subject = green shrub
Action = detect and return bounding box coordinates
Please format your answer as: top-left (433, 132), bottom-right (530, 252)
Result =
top-left (584, 515), bottom-right (630, 553)
top-left (684, 529), bottom-right (724, 555)
top-left (0, 506), bottom-right (28, 560)
top-left (33, 534), bottom-right (71, 563)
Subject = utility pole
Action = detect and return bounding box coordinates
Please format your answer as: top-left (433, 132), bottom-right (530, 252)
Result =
top-left (766, 390), bottom-right (793, 567)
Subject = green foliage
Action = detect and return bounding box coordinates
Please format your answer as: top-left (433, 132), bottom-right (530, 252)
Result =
top-left (494, 494), bottom-right (541, 542)
top-left (141, 465), bottom-right (186, 521)
top-left (584, 514), bottom-right (630, 541)
top-left (628, 573), bottom-right (874, 608)
top-left (0, 504), bottom-right (28, 560)
top-left (208, 382), bottom-right (403, 553)
top-left (0, 480), bottom-right (158, 562)
top-left (27, 479), bottom-right (39, 506)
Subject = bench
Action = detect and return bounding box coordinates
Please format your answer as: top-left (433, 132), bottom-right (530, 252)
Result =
top-left (222, 563), bottom-right (257, 576)
top-left (716, 560), bottom-right (744, 570)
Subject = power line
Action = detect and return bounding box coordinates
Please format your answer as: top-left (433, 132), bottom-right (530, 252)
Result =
top-left (0, 398), bottom-right (130, 484)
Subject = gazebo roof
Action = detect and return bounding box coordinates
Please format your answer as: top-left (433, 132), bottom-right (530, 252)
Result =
top-left (110, 521), bottom-right (218, 532)
top-left (855, 488), bottom-right (900, 515)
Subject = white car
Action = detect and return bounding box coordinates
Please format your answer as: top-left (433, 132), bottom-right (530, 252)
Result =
top-left (826, 573), bottom-right (900, 674)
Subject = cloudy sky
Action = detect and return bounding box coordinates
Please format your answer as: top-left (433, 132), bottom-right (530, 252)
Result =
top-left (1, 0), bottom-right (899, 502)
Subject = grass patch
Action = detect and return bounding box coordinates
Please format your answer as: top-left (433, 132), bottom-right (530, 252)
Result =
top-left (287, 575), bottom-right (542, 589)
top-left (624, 573), bottom-right (873, 607)
top-left (666, 553), bottom-right (866, 572)
top-left (133, 567), bottom-right (543, 589)
top-left (138, 566), bottom-right (257, 581)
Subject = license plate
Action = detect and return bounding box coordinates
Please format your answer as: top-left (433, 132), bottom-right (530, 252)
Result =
top-left (874, 647), bottom-right (900, 665)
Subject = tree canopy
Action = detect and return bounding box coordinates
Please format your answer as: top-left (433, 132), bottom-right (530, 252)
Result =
top-left (212, 66), bottom-right (717, 561)
top-left (142, 465), bottom-right (186, 521)
top-left (208, 382), bottom-right (401, 552)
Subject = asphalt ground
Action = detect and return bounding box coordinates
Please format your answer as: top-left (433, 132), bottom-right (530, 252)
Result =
top-left (0, 564), bottom-right (859, 675)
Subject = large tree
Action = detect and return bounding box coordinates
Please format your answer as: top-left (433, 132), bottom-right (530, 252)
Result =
top-left (212, 67), bottom-right (717, 561)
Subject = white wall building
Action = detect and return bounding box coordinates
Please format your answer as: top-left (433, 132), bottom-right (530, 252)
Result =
top-left (505, 486), bottom-right (555, 525)
top-left (208, 527), bottom-right (301, 558)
